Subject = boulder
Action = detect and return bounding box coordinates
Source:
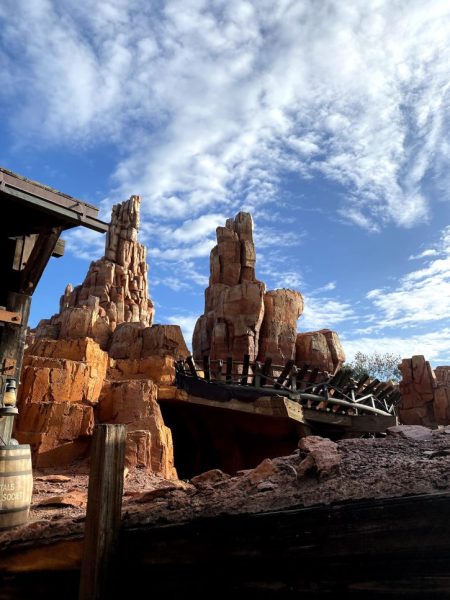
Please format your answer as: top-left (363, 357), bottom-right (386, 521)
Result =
top-left (295, 329), bottom-right (345, 374)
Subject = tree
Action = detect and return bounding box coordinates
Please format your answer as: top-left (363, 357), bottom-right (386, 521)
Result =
top-left (344, 351), bottom-right (402, 383)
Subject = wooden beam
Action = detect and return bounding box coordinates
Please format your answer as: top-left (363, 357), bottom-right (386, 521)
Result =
top-left (186, 356), bottom-right (198, 379)
top-left (161, 391), bottom-right (305, 423)
top-left (0, 308), bottom-right (21, 325)
top-left (19, 227), bottom-right (63, 294)
top-left (52, 238), bottom-right (65, 258)
top-left (241, 354), bottom-right (250, 385)
top-left (260, 357), bottom-right (272, 387)
top-left (226, 356), bottom-right (233, 383)
top-left (274, 360), bottom-right (294, 389)
top-left (79, 424), bottom-right (126, 600)
top-left (203, 355), bottom-right (211, 382)
top-left (0, 293), bottom-right (31, 384)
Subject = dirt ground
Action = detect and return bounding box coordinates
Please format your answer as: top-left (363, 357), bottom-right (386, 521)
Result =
top-left (2, 425), bottom-right (450, 549)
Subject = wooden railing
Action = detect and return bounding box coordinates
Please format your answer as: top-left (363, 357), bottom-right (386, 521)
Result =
top-left (176, 354), bottom-right (401, 417)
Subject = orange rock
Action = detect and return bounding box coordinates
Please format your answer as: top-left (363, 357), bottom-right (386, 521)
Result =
top-left (108, 356), bottom-right (176, 386)
top-left (20, 354), bottom-right (107, 405)
top-left (295, 329), bottom-right (345, 374)
top-left (258, 289), bottom-right (304, 364)
top-left (98, 379), bottom-right (176, 478)
top-left (125, 430), bottom-right (152, 469)
top-left (15, 401), bottom-right (94, 467)
top-left (399, 356), bottom-right (437, 422)
top-left (434, 387), bottom-right (450, 424)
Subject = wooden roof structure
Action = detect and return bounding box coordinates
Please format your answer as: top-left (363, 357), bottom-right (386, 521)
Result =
top-left (0, 166), bottom-right (108, 429)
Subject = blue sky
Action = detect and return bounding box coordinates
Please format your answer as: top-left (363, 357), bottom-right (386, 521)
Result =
top-left (1, 0), bottom-right (450, 365)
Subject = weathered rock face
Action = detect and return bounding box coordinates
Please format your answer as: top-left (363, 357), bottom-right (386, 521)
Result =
top-left (192, 211), bottom-right (348, 373)
top-left (398, 357), bottom-right (450, 427)
top-left (20, 338), bottom-right (108, 405)
top-left (98, 378), bottom-right (176, 478)
top-left (34, 196), bottom-right (154, 349)
top-left (193, 213), bottom-right (267, 362)
top-left (258, 290), bottom-right (304, 364)
top-left (295, 329), bottom-right (345, 374)
top-left (15, 197), bottom-right (187, 477)
top-left (398, 356), bottom-right (437, 427)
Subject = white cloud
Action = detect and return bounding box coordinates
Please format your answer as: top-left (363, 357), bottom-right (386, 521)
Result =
top-left (300, 295), bottom-right (355, 332)
top-left (3, 1), bottom-right (450, 230)
top-left (342, 329), bottom-right (450, 367)
top-left (366, 226), bottom-right (450, 328)
top-left (409, 248), bottom-right (439, 260)
top-left (63, 228), bottom-right (106, 261)
top-left (166, 313), bottom-right (198, 350)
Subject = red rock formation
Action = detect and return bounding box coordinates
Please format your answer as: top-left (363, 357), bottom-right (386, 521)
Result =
top-left (432, 367), bottom-right (450, 425)
top-left (397, 356), bottom-right (450, 427)
top-left (398, 355), bottom-right (436, 426)
top-left (192, 211), bottom-right (346, 372)
top-left (15, 197), bottom-right (188, 477)
top-left (193, 213), bottom-right (266, 362)
top-left (98, 378), bottom-right (176, 478)
top-left (34, 196), bottom-right (154, 348)
top-left (295, 329), bottom-right (345, 374)
top-left (258, 289), bottom-right (304, 364)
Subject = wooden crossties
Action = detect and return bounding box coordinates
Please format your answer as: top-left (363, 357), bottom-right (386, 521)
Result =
top-left (174, 354), bottom-right (400, 435)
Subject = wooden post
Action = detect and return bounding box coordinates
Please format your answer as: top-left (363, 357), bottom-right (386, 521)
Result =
top-left (274, 359), bottom-right (294, 389)
top-left (186, 356), bottom-right (198, 379)
top-left (216, 359), bottom-right (223, 381)
top-left (79, 424), bottom-right (126, 600)
top-left (203, 355), bottom-right (211, 382)
top-left (260, 357), bottom-right (272, 387)
top-left (226, 356), bottom-right (233, 383)
top-left (253, 361), bottom-right (262, 387)
top-left (0, 292), bottom-right (31, 444)
top-left (290, 365), bottom-right (298, 391)
top-left (241, 354), bottom-right (250, 385)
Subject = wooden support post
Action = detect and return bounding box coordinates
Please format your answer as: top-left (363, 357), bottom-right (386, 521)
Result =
top-left (216, 359), bottom-right (223, 381)
top-left (19, 227), bottom-right (63, 294)
top-left (226, 356), bottom-right (233, 383)
top-left (290, 365), bottom-right (298, 391)
top-left (274, 359), bottom-right (294, 389)
top-left (79, 424), bottom-right (126, 600)
top-left (260, 358), bottom-right (272, 387)
top-left (241, 354), bottom-right (250, 385)
top-left (186, 356), bottom-right (198, 379)
top-left (203, 355), bottom-right (211, 382)
top-left (253, 361), bottom-right (262, 387)
top-left (0, 292), bottom-right (31, 444)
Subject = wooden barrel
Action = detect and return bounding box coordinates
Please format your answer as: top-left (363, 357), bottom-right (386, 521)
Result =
top-left (0, 444), bottom-right (33, 530)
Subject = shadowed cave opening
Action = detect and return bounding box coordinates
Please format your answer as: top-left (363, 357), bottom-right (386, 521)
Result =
top-left (159, 401), bottom-right (302, 479)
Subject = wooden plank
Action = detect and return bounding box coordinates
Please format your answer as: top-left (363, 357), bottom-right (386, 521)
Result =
top-left (253, 361), bottom-right (262, 387)
top-left (0, 293), bottom-right (31, 390)
top-left (12, 235), bottom-right (37, 271)
top-left (0, 309), bottom-right (21, 325)
top-left (226, 356), bottom-right (233, 383)
top-left (78, 424), bottom-right (126, 600)
top-left (203, 355), bottom-right (211, 382)
top-left (260, 358), bottom-right (272, 387)
top-left (290, 365), bottom-right (298, 391)
top-left (274, 360), bottom-right (294, 389)
top-left (241, 354), bottom-right (250, 385)
top-left (19, 227), bottom-right (63, 294)
top-left (162, 392), bottom-right (305, 423)
top-left (52, 238), bottom-right (65, 258)
top-left (186, 356), bottom-right (198, 379)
